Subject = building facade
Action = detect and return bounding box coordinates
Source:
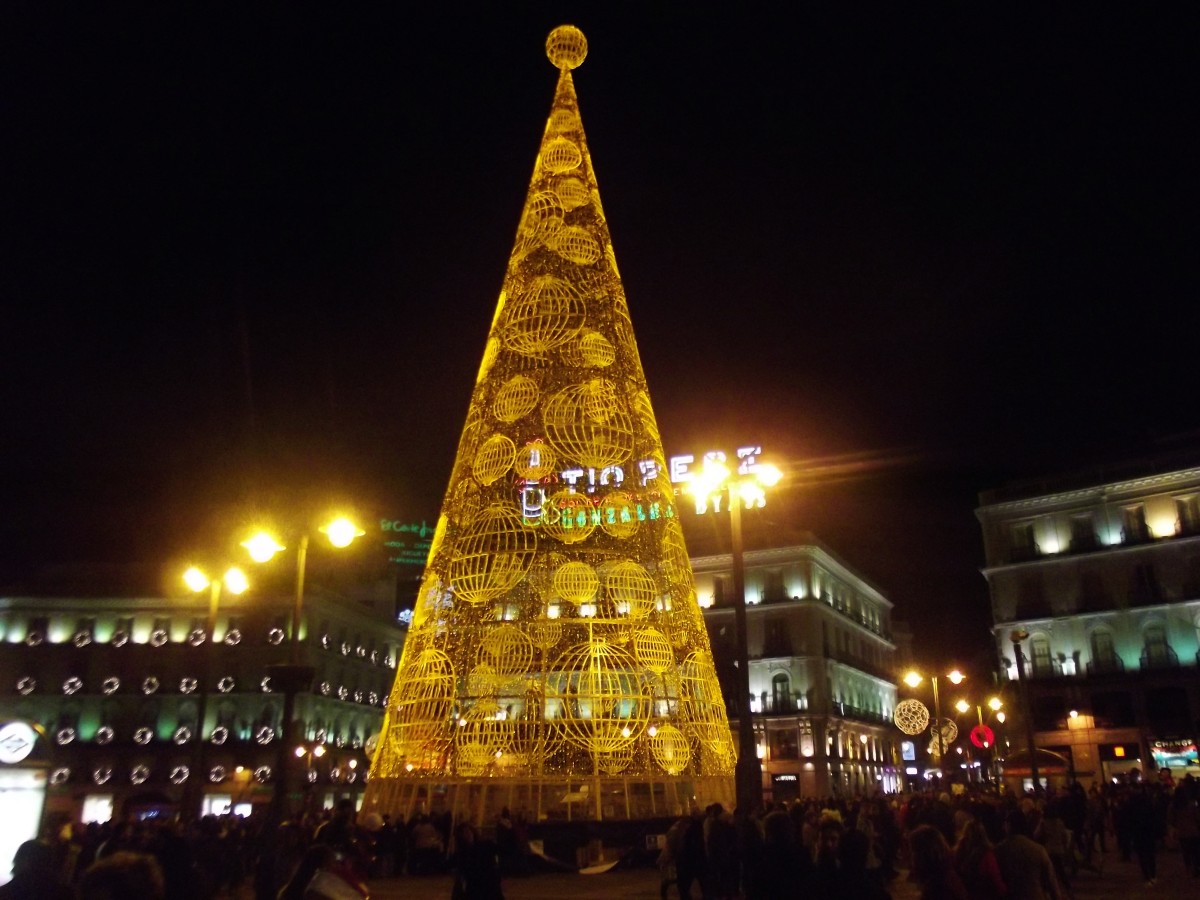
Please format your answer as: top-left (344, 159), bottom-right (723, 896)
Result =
top-left (0, 586), bottom-right (405, 825)
top-left (692, 538), bottom-right (901, 800)
top-left (978, 461), bottom-right (1200, 786)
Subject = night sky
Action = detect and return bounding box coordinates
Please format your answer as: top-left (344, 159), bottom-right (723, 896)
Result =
top-left (3, 6), bottom-right (1196, 673)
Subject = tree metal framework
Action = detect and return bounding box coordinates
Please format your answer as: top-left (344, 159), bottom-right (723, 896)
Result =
top-left (363, 25), bottom-right (735, 822)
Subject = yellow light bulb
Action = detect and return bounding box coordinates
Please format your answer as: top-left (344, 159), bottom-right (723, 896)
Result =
top-left (903, 671), bottom-right (923, 689)
top-left (947, 670), bottom-right (965, 685)
top-left (754, 463), bottom-right (783, 488)
top-left (183, 567), bottom-right (210, 593)
top-left (996, 712), bottom-right (1006, 723)
top-left (294, 746), bottom-right (306, 758)
top-left (313, 745), bottom-right (326, 757)
top-left (321, 517), bottom-right (365, 549)
top-left (223, 567), bottom-right (249, 595)
top-left (242, 532), bottom-right (285, 563)
top-left (988, 697), bottom-right (1003, 711)
top-left (955, 700), bottom-right (970, 714)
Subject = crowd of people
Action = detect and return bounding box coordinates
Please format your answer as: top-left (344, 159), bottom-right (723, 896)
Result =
top-left (2, 775), bottom-right (1198, 899)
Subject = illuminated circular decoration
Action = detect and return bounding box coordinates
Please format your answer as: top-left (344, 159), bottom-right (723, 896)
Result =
top-left (337, 686), bottom-right (349, 700)
top-left (62, 677), bottom-right (83, 695)
top-left (130, 765), bottom-right (150, 785)
top-left (547, 640), bottom-right (648, 753)
top-left (187, 628), bottom-right (206, 647)
top-left (305, 768), bottom-right (318, 784)
top-left (468, 663), bottom-right (500, 696)
top-left (549, 109), bottom-right (580, 135)
top-left (25, 631), bottom-right (43, 647)
top-left (368, 691), bottom-right (379, 706)
top-left (180, 677), bottom-right (198, 694)
top-left (315, 729), bottom-right (327, 743)
top-left (50, 767), bottom-right (71, 786)
top-left (254, 766), bottom-right (272, 784)
top-left (93, 766), bottom-right (113, 785)
top-left (605, 561), bottom-right (656, 619)
top-left (370, 650), bottom-right (379, 665)
top-left (933, 718), bottom-right (959, 744)
top-left (493, 376), bottom-right (540, 423)
top-left (580, 330), bottom-right (616, 367)
top-left (224, 628), bottom-right (242, 646)
top-left (542, 138), bottom-right (582, 174)
top-left (479, 624), bottom-right (534, 677)
top-left (210, 726), bottom-right (229, 745)
top-left (454, 698), bottom-right (514, 777)
top-left (261, 676), bottom-right (274, 693)
top-left (111, 630), bottom-right (129, 648)
top-left (529, 617), bottom-right (563, 651)
top-left (102, 677), bottom-right (120, 695)
top-left (330, 766), bottom-right (343, 781)
top-left (150, 629), bottom-right (169, 647)
top-left (95, 726), bottom-right (114, 745)
top-left (56, 727), bottom-right (76, 745)
top-left (209, 766), bottom-right (227, 783)
top-left (502, 276), bottom-right (586, 357)
top-left (518, 192), bottom-right (564, 249)
top-left (633, 628), bottom-right (674, 674)
top-left (540, 490), bottom-right (597, 543)
top-left (173, 726), bottom-right (193, 745)
top-left (514, 440), bottom-right (556, 481)
top-left (553, 561), bottom-right (598, 606)
top-left (255, 726), bottom-right (274, 745)
top-left (217, 677), bottom-right (235, 693)
top-left (142, 677), bottom-right (160, 695)
top-left (267, 627), bottom-right (285, 645)
top-left (347, 771), bottom-right (357, 783)
top-left (133, 727), bottom-right (153, 745)
top-left (473, 433), bottom-right (516, 485)
top-left (554, 175), bottom-right (589, 210)
top-left (893, 699), bottom-right (930, 736)
top-left (341, 642), bottom-right (351, 656)
top-left (16, 677), bottom-right (35, 695)
top-left (169, 766), bottom-right (189, 785)
top-left (546, 24), bottom-right (587, 70)
top-left (543, 380), bottom-right (634, 469)
top-left (598, 742), bottom-right (635, 775)
top-left (599, 492), bottom-right (640, 539)
top-left (658, 522), bottom-right (691, 582)
top-left (390, 648), bottom-right (455, 759)
top-left (550, 226), bottom-right (601, 266)
top-left (73, 632), bottom-right (92, 648)
top-left (319, 681), bottom-right (332, 696)
top-left (448, 506), bottom-right (537, 605)
top-left (650, 724), bottom-right (692, 776)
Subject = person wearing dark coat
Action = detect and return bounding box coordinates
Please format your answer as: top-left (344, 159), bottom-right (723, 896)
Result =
top-left (451, 822), bottom-right (504, 900)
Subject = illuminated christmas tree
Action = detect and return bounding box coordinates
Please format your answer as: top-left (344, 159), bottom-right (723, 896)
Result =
top-left (364, 25), bottom-right (735, 821)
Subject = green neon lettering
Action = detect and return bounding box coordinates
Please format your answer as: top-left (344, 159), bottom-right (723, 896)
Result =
top-left (649, 503), bottom-right (660, 520)
top-left (636, 504), bottom-right (647, 521)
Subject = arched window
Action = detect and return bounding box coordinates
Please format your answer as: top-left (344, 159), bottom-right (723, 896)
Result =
top-left (771, 673), bottom-right (791, 712)
top-left (1141, 624), bottom-right (1175, 669)
top-left (1089, 629), bottom-right (1119, 674)
top-left (1029, 635), bottom-right (1054, 677)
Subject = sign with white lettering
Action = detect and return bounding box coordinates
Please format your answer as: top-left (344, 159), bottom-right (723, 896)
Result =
top-left (0, 722), bottom-right (37, 764)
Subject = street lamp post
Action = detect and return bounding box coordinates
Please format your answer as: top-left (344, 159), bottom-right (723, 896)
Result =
top-left (1009, 629), bottom-right (1040, 794)
top-left (182, 565), bottom-right (249, 819)
top-left (904, 669), bottom-right (964, 780)
top-left (687, 456), bottom-right (782, 814)
top-left (243, 517), bottom-right (365, 821)
top-left (954, 695), bottom-right (1003, 786)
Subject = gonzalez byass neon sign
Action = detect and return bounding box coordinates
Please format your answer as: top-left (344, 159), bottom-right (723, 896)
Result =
top-left (519, 445), bottom-right (766, 525)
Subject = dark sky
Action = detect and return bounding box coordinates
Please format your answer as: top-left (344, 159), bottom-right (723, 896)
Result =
top-left (3, 5), bottom-right (1197, 673)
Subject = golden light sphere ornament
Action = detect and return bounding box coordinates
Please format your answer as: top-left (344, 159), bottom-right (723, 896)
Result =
top-left (365, 25), bottom-right (734, 822)
top-left (893, 699), bottom-right (931, 736)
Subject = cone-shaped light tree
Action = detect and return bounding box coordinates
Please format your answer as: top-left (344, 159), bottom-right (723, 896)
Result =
top-left (364, 25), bottom-right (736, 821)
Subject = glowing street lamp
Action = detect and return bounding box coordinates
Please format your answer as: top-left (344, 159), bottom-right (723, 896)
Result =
top-left (242, 517), bottom-right (364, 820)
top-left (182, 565), bottom-right (249, 818)
top-left (686, 456), bottom-right (783, 811)
top-left (903, 668), bottom-right (966, 772)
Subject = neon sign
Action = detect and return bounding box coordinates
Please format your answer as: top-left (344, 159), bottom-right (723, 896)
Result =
top-left (380, 520), bottom-right (436, 568)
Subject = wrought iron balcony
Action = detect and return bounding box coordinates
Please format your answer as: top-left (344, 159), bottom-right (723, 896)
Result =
top-left (1085, 656), bottom-right (1125, 676)
top-left (1140, 646), bottom-right (1179, 670)
top-left (1029, 659), bottom-right (1063, 679)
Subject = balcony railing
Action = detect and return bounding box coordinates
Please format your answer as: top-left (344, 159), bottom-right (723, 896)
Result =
top-left (1008, 542), bottom-right (1042, 564)
top-left (1086, 656), bottom-right (1125, 676)
top-left (1029, 659), bottom-right (1062, 679)
top-left (832, 702), bottom-right (890, 725)
top-left (1140, 646), bottom-right (1179, 670)
top-left (758, 694), bottom-right (807, 715)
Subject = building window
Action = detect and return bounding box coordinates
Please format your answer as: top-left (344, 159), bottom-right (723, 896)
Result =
top-left (1069, 514), bottom-right (1097, 552)
top-left (1130, 564), bottom-right (1161, 605)
top-left (769, 729), bottom-right (799, 760)
top-left (1009, 522), bottom-right (1038, 561)
top-left (1122, 506), bottom-right (1150, 544)
top-left (1140, 625), bottom-right (1177, 669)
top-left (713, 577), bottom-right (728, 607)
top-left (770, 673), bottom-right (792, 713)
top-left (763, 619), bottom-right (791, 657)
top-left (1030, 636), bottom-right (1056, 677)
top-left (1177, 496), bottom-right (1200, 536)
top-left (763, 570), bottom-right (786, 603)
top-left (1088, 630), bottom-right (1121, 674)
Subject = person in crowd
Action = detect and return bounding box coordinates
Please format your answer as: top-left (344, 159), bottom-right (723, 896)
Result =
top-left (450, 821), bottom-right (503, 900)
top-left (953, 817), bottom-right (1005, 900)
top-left (1168, 777), bottom-right (1200, 878)
top-left (704, 804), bottom-right (738, 900)
top-left (78, 851), bottom-right (166, 900)
top-left (995, 808), bottom-right (1061, 900)
top-left (908, 825), bottom-right (967, 900)
top-left (1035, 800), bottom-right (1073, 895)
top-left (1126, 784), bottom-right (1161, 887)
top-left (0, 839), bottom-right (74, 900)
top-left (837, 827), bottom-right (891, 899)
top-left (676, 809), bottom-right (707, 900)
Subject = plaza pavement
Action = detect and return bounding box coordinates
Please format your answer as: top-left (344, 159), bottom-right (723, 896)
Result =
top-left (364, 847), bottom-right (1198, 899)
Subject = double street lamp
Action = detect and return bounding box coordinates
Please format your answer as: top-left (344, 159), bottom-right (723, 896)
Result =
top-left (181, 564), bottom-right (249, 819)
top-left (903, 668), bottom-right (965, 774)
top-left (686, 455), bottom-right (783, 814)
top-left (240, 516), bottom-right (365, 821)
top-left (954, 695), bottom-right (1003, 784)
